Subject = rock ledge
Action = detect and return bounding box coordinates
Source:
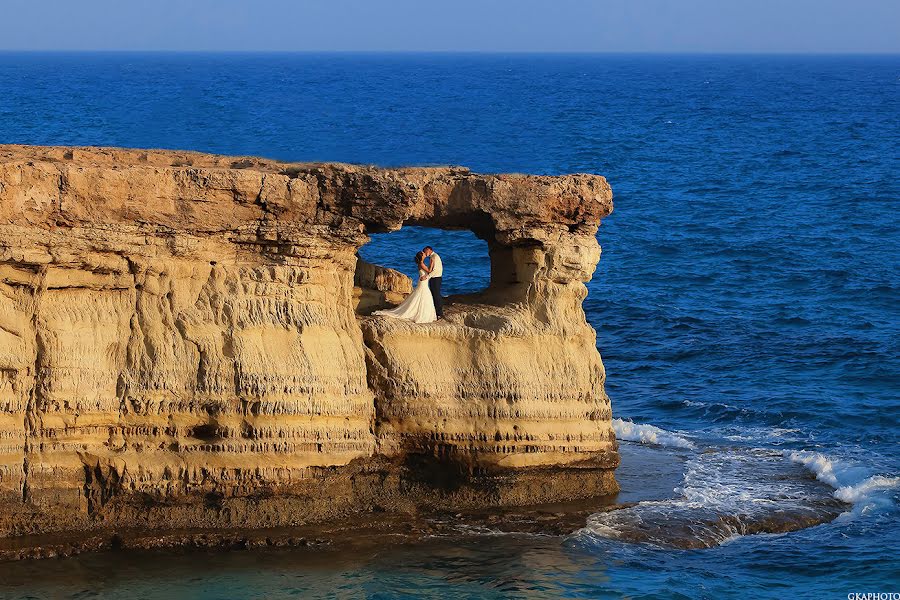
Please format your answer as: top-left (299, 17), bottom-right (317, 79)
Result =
top-left (0, 145), bottom-right (617, 542)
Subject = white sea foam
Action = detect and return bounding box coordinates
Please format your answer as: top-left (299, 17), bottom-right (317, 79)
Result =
top-left (612, 418), bottom-right (696, 450)
top-left (722, 427), bottom-right (802, 443)
top-left (787, 450), bottom-right (900, 515)
top-left (579, 443), bottom-right (897, 549)
top-left (835, 476), bottom-right (900, 505)
top-left (578, 447), bottom-right (842, 548)
top-left (787, 450), bottom-right (840, 487)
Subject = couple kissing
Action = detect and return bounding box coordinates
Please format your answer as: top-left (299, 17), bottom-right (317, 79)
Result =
top-left (373, 246), bottom-right (443, 324)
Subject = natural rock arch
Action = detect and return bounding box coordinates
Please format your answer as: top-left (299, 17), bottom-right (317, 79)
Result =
top-left (353, 225), bottom-right (491, 315)
top-left (0, 145), bottom-right (617, 539)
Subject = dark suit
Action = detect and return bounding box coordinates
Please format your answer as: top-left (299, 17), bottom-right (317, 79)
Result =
top-left (428, 276), bottom-right (443, 317)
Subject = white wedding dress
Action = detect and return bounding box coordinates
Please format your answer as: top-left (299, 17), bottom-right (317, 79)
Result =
top-left (373, 269), bottom-right (437, 324)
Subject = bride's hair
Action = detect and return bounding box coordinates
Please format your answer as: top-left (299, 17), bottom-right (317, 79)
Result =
top-left (414, 250), bottom-right (424, 265)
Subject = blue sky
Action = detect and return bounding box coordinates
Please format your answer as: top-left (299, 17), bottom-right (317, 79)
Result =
top-left (2, 0), bottom-right (898, 53)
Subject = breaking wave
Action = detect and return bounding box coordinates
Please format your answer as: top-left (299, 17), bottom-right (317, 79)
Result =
top-left (787, 450), bottom-right (900, 516)
top-left (578, 447), bottom-right (846, 549)
top-left (579, 445), bottom-right (899, 550)
top-left (612, 418), bottom-right (696, 449)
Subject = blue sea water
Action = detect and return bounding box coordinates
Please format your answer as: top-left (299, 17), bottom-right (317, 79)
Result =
top-left (0, 52), bottom-right (897, 599)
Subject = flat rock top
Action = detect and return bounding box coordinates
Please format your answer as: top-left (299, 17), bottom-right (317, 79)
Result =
top-left (0, 145), bottom-right (612, 241)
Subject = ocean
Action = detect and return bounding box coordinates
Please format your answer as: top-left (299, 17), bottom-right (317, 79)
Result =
top-left (0, 52), bottom-right (897, 599)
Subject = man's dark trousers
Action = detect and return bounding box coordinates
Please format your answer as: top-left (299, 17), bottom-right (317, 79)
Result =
top-left (429, 277), bottom-right (443, 317)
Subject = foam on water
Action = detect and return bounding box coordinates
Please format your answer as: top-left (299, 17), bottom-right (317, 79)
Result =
top-left (719, 426), bottom-right (804, 445)
top-left (581, 441), bottom-right (899, 550)
top-left (0, 52), bottom-right (897, 598)
top-left (788, 450), bottom-right (900, 516)
top-left (612, 418), bottom-right (696, 449)
top-left (580, 445), bottom-right (850, 549)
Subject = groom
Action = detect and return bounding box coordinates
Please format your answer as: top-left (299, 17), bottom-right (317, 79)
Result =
top-left (423, 246), bottom-right (443, 319)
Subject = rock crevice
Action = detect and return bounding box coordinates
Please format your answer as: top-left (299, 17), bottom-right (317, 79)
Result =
top-left (0, 145), bottom-right (617, 538)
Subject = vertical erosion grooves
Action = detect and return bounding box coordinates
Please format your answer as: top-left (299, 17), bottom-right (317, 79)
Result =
top-left (0, 225), bottom-right (380, 534)
top-left (0, 145), bottom-right (617, 537)
top-left (358, 243), bottom-right (619, 505)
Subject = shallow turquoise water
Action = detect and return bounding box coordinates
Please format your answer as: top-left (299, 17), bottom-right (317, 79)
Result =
top-left (0, 52), bottom-right (897, 598)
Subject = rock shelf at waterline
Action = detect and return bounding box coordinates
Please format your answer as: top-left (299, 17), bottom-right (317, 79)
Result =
top-left (0, 145), bottom-right (618, 547)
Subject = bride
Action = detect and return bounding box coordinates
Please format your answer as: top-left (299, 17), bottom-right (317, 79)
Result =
top-left (373, 251), bottom-right (437, 324)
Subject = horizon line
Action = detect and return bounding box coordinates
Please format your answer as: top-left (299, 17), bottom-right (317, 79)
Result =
top-left (0, 49), bottom-right (897, 57)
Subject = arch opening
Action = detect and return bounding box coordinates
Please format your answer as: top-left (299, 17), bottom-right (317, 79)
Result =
top-left (354, 226), bottom-right (499, 316)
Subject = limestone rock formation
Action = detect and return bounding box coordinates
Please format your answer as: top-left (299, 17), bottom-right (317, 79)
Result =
top-left (353, 259), bottom-right (412, 313)
top-left (0, 145), bottom-right (616, 539)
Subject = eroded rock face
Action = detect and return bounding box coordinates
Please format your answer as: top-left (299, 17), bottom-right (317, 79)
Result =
top-left (353, 259), bottom-right (412, 314)
top-left (0, 145), bottom-right (616, 538)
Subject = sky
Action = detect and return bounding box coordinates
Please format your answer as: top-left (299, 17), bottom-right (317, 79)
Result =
top-left (1, 0), bottom-right (898, 54)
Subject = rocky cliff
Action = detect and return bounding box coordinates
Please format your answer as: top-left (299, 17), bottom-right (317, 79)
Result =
top-left (0, 145), bottom-right (617, 538)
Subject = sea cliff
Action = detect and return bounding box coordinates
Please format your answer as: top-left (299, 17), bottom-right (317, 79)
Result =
top-left (0, 145), bottom-right (617, 540)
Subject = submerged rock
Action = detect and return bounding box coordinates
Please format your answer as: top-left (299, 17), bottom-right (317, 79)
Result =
top-left (0, 145), bottom-right (617, 544)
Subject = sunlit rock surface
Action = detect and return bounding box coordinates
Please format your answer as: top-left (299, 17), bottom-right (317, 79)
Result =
top-left (0, 145), bottom-right (617, 538)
